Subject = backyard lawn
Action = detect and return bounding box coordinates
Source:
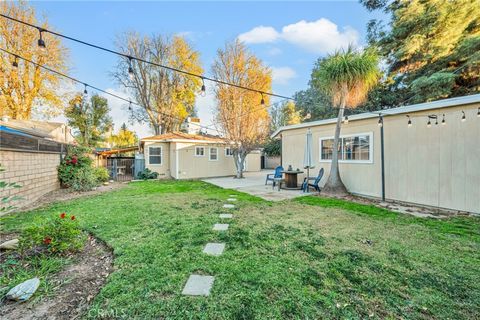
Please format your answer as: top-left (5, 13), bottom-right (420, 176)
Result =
top-left (1, 180), bottom-right (479, 319)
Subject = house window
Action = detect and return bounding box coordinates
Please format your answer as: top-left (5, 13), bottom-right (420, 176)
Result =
top-left (195, 146), bottom-right (205, 156)
top-left (149, 147), bottom-right (162, 165)
top-left (320, 133), bottom-right (372, 163)
top-left (209, 147), bottom-right (218, 161)
top-left (225, 147), bottom-right (234, 157)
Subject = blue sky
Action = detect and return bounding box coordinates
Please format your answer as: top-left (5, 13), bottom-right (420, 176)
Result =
top-left (31, 1), bottom-right (385, 138)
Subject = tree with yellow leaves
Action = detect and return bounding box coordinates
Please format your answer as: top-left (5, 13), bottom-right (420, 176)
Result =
top-left (0, 1), bottom-right (68, 119)
top-left (112, 32), bottom-right (203, 135)
top-left (212, 40), bottom-right (272, 178)
top-left (107, 123), bottom-right (138, 148)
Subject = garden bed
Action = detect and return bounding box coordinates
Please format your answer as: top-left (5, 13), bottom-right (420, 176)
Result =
top-left (0, 234), bottom-right (113, 320)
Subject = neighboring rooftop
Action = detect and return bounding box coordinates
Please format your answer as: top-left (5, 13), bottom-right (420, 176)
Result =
top-left (0, 118), bottom-right (75, 143)
top-left (272, 93), bottom-right (480, 138)
top-left (140, 132), bottom-right (226, 143)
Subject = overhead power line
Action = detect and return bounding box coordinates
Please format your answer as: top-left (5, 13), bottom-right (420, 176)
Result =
top-left (0, 13), bottom-right (294, 101)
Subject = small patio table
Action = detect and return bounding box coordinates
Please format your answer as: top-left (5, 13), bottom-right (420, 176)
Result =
top-left (281, 170), bottom-right (304, 189)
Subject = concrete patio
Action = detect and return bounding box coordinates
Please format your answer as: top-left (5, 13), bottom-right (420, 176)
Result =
top-left (203, 171), bottom-right (313, 201)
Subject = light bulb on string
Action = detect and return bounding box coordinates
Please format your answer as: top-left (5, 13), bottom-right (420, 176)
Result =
top-left (427, 118), bottom-right (431, 128)
top-left (407, 115), bottom-right (412, 127)
top-left (477, 107), bottom-right (480, 117)
top-left (377, 115), bottom-right (383, 127)
top-left (83, 84), bottom-right (88, 96)
top-left (441, 114), bottom-right (446, 125)
top-left (12, 56), bottom-right (18, 68)
top-left (128, 57), bottom-right (134, 80)
top-left (260, 93), bottom-right (265, 105)
top-left (344, 115), bottom-right (349, 124)
top-left (128, 100), bottom-right (132, 111)
top-left (435, 117), bottom-right (438, 126)
top-left (37, 28), bottom-right (46, 50)
top-left (461, 111), bottom-right (466, 122)
top-left (200, 77), bottom-right (206, 97)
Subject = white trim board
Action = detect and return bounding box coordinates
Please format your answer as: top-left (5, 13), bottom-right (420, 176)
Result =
top-left (319, 132), bottom-right (374, 164)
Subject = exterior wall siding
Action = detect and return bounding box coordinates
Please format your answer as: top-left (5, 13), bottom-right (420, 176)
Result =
top-left (144, 141), bottom-right (171, 178)
top-left (0, 150), bottom-right (60, 212)
top-left (176, 143), bottom-right (237, 179)
top-left (280, 103), bottom-right (480, 214)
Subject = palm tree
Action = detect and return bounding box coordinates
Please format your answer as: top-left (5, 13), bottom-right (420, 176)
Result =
top-left (312, 47), bottom-right (380, 195)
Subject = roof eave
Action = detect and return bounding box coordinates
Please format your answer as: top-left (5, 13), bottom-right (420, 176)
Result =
top-left (271, 93), bottom-right (480, 137)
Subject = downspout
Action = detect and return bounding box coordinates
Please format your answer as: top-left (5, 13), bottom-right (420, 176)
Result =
top-left (279, 134), bottom-right (283, 167)
top-left (379, 115), bottom-right (385, 202)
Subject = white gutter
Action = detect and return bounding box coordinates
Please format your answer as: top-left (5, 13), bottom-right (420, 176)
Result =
top-left (271, 93), bottom-right (480, 138)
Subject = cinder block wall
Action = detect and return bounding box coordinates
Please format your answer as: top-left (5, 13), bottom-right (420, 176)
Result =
top-left (0, 150), bottom-right (60, 213)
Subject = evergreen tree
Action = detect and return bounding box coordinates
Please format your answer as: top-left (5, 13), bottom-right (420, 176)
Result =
top-left (362, 0), bottom-right (480, 107)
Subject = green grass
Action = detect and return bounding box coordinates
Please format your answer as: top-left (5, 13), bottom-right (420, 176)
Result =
top-left (1, 180), bottom-right (479, 319)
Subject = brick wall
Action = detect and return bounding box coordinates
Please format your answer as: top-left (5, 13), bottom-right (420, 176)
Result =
top-left (0, 150), bottom-right (60, 213)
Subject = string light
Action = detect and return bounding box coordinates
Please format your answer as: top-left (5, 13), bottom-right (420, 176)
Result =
top-left (406, 115), bottom-right (412, 127)
top-left (0, 13), bottom-right (293, 101)
top-left (427, 118), bottom-right (432, 128)
top-left (441, 114), bottom-right (446, 125)
top-left (377, 115), bottom-right (383, 127)
top-left (128, 57), bottom-right (134, 80)
top-left (12, 55), bottom-right (18, 68)
top-left (83, 84), bottom-right (88, 95)
top-left (0, 47), bottom-right (288, 136)
top-left (461, 111), bottom-right (466, 122)
top-left (477, 107), bottom-right (480, 117)
top-left (344, 115), bottom-right (349, 124)
top-left (37, 28), bottom-right (46, 49)
top-left (128, 100), bottom-right (132, 111)
top-left (260, 93), bottom-right (265, 105)
top-left (200, 77), bottom-right (206, 97)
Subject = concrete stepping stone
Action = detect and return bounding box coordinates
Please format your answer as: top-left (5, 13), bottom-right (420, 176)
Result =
top-left (203, 243), bottom-right (225, 256)
top-left (223, 204), bottom-right (235, 209)
top-left (227, 198), bottom-right (237, 202)
top-left (219, 213), bottom-right (233, 219)
top-left (213, 223), bottom-right (229, 231)
top-left (182, 275), bottom-right (215, 296)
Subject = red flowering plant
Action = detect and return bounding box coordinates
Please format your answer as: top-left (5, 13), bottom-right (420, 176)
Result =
top-left (58, 145), bottom-right (99, 191)
top-left (19, 212), bottom-right (86, 255)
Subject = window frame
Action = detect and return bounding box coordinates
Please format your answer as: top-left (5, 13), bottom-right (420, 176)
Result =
top-left (319, 132), bottom-right (373, 164)
top-left (148, 146), bottom-right (163, 165)
top-left (225, 147), bottom-right (233, 157)
top-left (209, 147), bottom-right (219, 161)
top-left (195, 146), bottom-right (205, 157)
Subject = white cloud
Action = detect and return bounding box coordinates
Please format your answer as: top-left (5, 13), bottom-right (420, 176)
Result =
top-left (271, 67), bottom-right (297, 85)
top-left (267, 47), bottom-right (282, 56)
top-left (238, 26), bottom-right (280, 44)
top-left (238, 18), bottom-right (359, 54)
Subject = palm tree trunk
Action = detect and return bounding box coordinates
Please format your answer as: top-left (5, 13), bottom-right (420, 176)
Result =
top-left (323, 103), bottom-right (348, 196)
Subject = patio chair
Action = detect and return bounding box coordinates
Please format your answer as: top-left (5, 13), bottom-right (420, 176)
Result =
top-left (302, 168), bottom-right (324, 192)
top-left (265, 166), bottom-right (284, 187)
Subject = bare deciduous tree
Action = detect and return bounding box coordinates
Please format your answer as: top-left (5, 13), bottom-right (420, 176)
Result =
top-left (112, 32), bottom-right (203, 135)
top-left (212, 40), bottom-right (272, 178)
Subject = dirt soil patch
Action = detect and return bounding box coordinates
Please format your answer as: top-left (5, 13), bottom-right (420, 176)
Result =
top-left (0, 235), bottom-right (114, 320)
top-left (18, 182), bottom-right (127, 213)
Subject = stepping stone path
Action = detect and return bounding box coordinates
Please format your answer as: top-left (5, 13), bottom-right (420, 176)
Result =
top-left (203, 243), bottom-right (225, 256)
top-left (213, 223), bottom-right (229, 231)
top-left (182, 275), bottom-right (215, 296)
top-left (182, 196), bottom-right (238, 297)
